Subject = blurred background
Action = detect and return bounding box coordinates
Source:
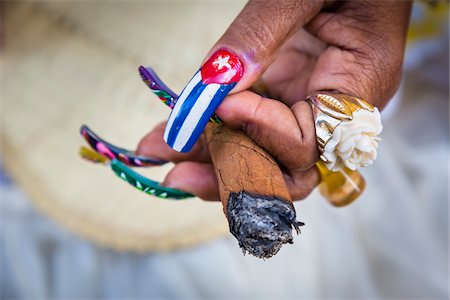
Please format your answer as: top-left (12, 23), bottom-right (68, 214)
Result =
top-left (1, 1), bottom-right (448, 299)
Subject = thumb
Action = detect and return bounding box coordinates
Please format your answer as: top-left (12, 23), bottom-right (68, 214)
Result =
top-left (208, 0), bottom-right (324, 91)
top-left (164, 0), bottom-right (323, 153)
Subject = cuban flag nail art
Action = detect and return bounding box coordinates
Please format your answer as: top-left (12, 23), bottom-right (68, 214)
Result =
top-left (163, 49), bottom-right (243, 152)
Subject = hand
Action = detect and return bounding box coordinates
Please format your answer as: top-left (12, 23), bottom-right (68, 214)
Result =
top-left (137, 0), bottom-right (412, 201)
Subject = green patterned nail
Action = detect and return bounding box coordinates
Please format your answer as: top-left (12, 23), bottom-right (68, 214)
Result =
top-left (110, 159), bottom-right (193, 200)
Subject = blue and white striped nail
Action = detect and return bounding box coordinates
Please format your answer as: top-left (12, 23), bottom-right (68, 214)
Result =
top-left (163, 49), bottom-right (244, 152)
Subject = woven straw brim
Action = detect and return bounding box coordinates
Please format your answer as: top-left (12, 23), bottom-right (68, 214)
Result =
top-left (2, 1), bottom-right (246, 252)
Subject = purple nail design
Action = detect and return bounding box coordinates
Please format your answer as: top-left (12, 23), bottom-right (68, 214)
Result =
top-left (80, 125), bottom-right (167, 167)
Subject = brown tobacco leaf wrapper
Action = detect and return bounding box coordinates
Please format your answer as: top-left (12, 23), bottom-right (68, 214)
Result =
top-left (204, 123), bottom-right (303, 259)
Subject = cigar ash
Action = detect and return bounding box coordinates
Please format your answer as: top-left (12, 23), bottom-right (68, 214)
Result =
top-left (227, 191), bottom-right (304, 259)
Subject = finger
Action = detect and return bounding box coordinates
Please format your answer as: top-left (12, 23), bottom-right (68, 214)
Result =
top-left (291, 100), bottom-right (318, 168)
top-left (284, 166), bottom-right (320, 201)
top-left (305, 1), bottom-right (412, 108)
top-left (216, 91), bottom-right (319, 173)
top-left (164, 0), bottom-right (324, 152)
top-left (162, 162), bottom-right (220, 201)
top-left (136, 122), bottom-right (211, 163)
top-left (209, 0), bottom-right (324, 91)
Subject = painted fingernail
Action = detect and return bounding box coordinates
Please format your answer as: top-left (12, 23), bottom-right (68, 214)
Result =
top-left (80, 125), bottom-right (167, 167)
top-left (163, 49), bottom-right (243, 152)
top-left (79, 146), bottom-right (110, 164)
top-left (110, 159), bottom-right (193, 200)
top-left (139, 66), bottom-right (178, 108)
top-left (139, 67), bottom-right (223, 124)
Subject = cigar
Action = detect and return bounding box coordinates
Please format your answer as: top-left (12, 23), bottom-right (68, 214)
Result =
top-left (137, 66), bottom-right (303, 257)
top-left (204, 123), bottom-right (303, 259)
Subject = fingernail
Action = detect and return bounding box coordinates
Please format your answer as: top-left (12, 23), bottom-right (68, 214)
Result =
top-left (139, 67), bottom-right (223, 124)
top-left (138, 66), bottom-right (178, 108)
top-left (163, 49), bottom-right (243, 152)
top-left (110, 159), bottom-right (193, 200)
top-left (80, 125), bottom-right (167, 167)
top-left (79, 146), bottom-right (110, 164)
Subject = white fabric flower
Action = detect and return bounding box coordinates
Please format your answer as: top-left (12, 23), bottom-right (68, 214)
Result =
top-left (322, 108), bottom-right (382, 171)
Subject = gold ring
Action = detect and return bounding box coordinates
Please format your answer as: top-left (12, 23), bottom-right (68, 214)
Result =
top-left (307, 92), bottom-right (382, 207)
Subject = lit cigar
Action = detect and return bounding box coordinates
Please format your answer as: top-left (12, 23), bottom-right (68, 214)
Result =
top-left (138, 66), bottom-right (303, 258)
top-left (204, 123), bottom-right (303, 259)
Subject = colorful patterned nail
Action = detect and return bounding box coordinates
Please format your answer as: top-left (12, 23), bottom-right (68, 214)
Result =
top-left (138, 66), bottom-right (178, 108)
top-left (79, 146), bottom-right (192, 199)
top-left (163, 49), bottom-right (243, 152)
top-left (79, 146), bottom-right (110, 164)
top-left (110, 159), bottom-right (193, 199)
top-left (80, 125), bottom-right (167, 167)
top-left (138, 66), bottom-right (222, 124)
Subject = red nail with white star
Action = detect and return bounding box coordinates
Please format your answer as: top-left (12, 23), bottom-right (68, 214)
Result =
top-left (164, 49), bottom-right (244, 152)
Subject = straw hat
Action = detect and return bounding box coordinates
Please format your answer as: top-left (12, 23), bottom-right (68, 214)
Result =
top-left (2, 1), bottom-right (246, 251)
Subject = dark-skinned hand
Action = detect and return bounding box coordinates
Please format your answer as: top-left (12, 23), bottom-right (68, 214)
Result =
top-left (137, 0), bottom-right (412, 201)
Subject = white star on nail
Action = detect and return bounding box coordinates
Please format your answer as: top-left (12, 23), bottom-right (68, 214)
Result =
top-left (212, 55), bottom-right (231, 70)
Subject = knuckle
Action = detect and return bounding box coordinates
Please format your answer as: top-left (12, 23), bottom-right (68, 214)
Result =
top-left (336, 46), bottom-right (403, 105)
top-left (358, 49), bottom-right (403, 102)
top-left (339, 22), bottom-right (406, 101)
top-left (242, 119), bottom-right (259, 142)
top-left (240, 94), bottom-right (265, 140)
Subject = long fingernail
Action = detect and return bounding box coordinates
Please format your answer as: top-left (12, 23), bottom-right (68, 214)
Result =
top-left (79, 146), bottom-right (110, 164)
top-left (163, 49), bottom-right (243, 152)
top-left (139, 67), bottom-right (223, 124)
top-left (138, 66), bottom-right (178, 108)
top-left (80, 125), bottom-right (167, 167)
top-left (110, 159), bottom-right (193, 200)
